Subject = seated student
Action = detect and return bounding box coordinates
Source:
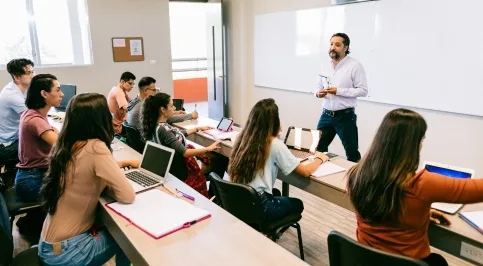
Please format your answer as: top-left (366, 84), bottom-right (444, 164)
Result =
top-left (39, 93), bottom-right (136, 266)
top-left (127, 76), bottom-right (198, 131)
top-left (16, 74), bottom-right (63, 202)
top-left (108, 71), bottom-right (135, 134)
top-left (347, 108), bottom-right (483, 266)
top-left (228, 98), bottom-right (329, 225)
top-left (0, 58), bottom-right (34, 164)
top-left (141, 93), bottom-right (220, 197)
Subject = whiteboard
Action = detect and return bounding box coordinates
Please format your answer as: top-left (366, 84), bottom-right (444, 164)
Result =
top-left (254, 0), bottom-right (483, 116)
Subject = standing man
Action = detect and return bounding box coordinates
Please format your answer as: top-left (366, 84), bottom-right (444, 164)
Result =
top-left (108, 71), bottom-right (135, 134)
top-left (315, 33), bottom-right (368, 162)
top-left (0, 58), bottom-right (35, 164)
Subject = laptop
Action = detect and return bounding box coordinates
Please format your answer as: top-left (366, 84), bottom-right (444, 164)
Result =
top-left (204, 117), bottom-right (236, 140)
top-left (55, 84), bottom-right (77, 111)
top-left (283, 127), bottom-right (320, 162)
top-left (423, 161), bottom-right (475, 214)
top-left (124, 141), bottom-right (175, 193)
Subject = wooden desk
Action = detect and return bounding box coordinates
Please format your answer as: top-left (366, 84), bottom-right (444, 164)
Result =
top-left (49, 117), bottom-right (307, 266)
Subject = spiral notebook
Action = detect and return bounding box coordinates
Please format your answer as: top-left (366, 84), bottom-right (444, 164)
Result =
top-left (106, 189), bottom-right (211, 239)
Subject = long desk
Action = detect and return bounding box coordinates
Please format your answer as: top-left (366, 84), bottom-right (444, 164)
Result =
top-left (174, 116), bottom-right (483, 265)
top-left (48, 117), bottom-right (308, 266)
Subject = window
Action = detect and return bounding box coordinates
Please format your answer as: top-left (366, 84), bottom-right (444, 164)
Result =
top-left (0, 0), bottom-right (93, 67)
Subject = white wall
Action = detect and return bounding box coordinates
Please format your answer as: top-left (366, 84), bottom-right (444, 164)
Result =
top-left (225, 0), bottom-right (483, 175)
top-left (0, 0), bottom-right (173, 98)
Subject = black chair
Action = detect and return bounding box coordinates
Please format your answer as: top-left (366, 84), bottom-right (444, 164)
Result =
top-left (123, 124), bottom-right (146, 154)
top-left (2, 188), bottom-right (41, 231)
top-left (209, 173), bottom-right (304, 260)
top-left (327, 231), bottom-right (429, 266)
top-left (0, 159), bottom-right (19, 188)
top-left (0, 226), bottom-right (41, 266)
top-left (173, 98), bottom-right (185, 111)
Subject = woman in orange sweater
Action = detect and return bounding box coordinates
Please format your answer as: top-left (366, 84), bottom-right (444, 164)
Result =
top-left (347, 108), bottom-right (483, 266)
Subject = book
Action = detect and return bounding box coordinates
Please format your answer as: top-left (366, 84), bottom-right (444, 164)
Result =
top-left (459, 211), bottom-right (483, 234)
top-left (106, 189), bottom-right (211, 239)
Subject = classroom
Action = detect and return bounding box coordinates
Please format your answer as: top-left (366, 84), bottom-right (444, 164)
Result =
top-left (1, 0), bottom-right (483, 265)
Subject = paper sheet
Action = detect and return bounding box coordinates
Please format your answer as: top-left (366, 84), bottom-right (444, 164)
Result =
top-left (113, 38), bottom-right (126, 47)
top-left (312, 162), bottom-right (346, 178)
top-left (107, 189), bottom-right (210, 238)
top-left (130, 40), bottom-right (142, 56)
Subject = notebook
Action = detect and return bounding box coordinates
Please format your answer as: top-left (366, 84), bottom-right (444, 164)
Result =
top-left (106, 189), bottom-right (211, 239)
top-left (423, 161), bottom-right (474, 214)
top-left (312, 162), bottom-right (347, 178)
top-left (459, 211), bottom-right (483, 234)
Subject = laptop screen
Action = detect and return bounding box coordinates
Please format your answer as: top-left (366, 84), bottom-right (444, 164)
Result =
top-left (425, 164), bottom-right (472, 179)
top-left (59, 84), bottom-right (77, 109)
top-left (141, 144), bottom-right (172, 177)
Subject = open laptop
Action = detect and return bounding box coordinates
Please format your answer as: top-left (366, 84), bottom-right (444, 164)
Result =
top-left (423, 161), bottom-right (475, 214)
top-left (55, 84), bottom-right (77, 111)
top-left (283, 127), bottom-right (320, 162)
top-left (204, 117), bottom-right (236, 140)
top-left (124, 141), bottom-right (175, 193)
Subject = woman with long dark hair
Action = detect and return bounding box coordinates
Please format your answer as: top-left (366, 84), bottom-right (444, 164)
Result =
top-left (39, 93), bottom-right (137, 266)
top-left (347, 108), bottom-right (483, 266)
top-left (141, 92), bottom-right (220, 197)
top-left (228, 98), bottom-right (329, 224)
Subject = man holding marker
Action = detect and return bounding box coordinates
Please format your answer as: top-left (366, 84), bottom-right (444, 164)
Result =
top-left (315, 33), bottom-right (368, 162)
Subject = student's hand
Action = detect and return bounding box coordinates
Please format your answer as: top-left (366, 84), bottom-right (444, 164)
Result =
top-left (118, 160), bottom-right (140, 169)
top-left (197, 126), bottom-right (213, 131)
top-left (206, 140), bottom-right (222, 151)
top-left (315, 152), bottom-right (329, 163)
top-left (326, 87), bottom-right (338, 95)
top-left (429, 209), bottom-right (451, 225)
top-left (317, 90), bottom-right (328, 98)
top-left (175, 110), bottom-right (186, 115)
top-left (191, 111), bottom-right (199, 119)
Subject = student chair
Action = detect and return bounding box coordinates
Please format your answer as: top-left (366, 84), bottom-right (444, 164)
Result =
top-left (173, 98), bottom-right (185, 111)
top-left (327, 231), bottom-right (429, 266)
top-left (2, 188), bottom-right (42, 232)
top-left (0, 227), bottom-right (41, 266)
top-left (209, 173), bottom-right (305, 260)
top-left (0, 159), bottom-right (19, 188)
top-left (124, 124), bottom-right (146, 154)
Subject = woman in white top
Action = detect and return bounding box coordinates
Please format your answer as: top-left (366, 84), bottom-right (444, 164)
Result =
top-left (228, 98), bottom-right (329, 224)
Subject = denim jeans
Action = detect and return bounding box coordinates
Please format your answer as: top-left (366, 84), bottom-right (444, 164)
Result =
top-left (316, 108), bottom-right (361, 162)
top-left (15, 168), bottom-right (46, 202)
top-left (259, 188), bottom-right (304, 226)
top-left (38, 229), bottom-right (130, 266)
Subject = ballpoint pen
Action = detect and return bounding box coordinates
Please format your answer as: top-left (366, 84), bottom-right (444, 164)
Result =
top-left (176, 188), bottom-right (195, 201)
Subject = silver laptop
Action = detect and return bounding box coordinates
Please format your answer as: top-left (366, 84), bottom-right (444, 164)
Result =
top-left (124, 141), bottom-right (175, 193)
top-left (423, 161), bottom-right (475, 214)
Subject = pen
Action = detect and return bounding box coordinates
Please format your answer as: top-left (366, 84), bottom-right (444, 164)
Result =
top-left (194, 104), bottom-right (197, 112)
top-left (162, 184), bottom-right (176, 195)
top-left (176, 188), bottom-right (195, 201)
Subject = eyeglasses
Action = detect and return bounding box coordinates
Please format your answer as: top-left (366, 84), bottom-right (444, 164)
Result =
top-left (318, 74), bottom-right (331, 87)
top-left (127, 81), bottom-right (134, 85)
top-left (24, 70), bottom-right (35, 75)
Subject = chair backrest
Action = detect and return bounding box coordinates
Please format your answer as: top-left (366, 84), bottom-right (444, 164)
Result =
top-left (173, 98), bottom-right (185, 111)
top-left (0, 227), bottom-right (13, 266)
top-left (209, 173), bottom-right (265, 228)
top-left (123, 124), bottom-right (146, 154)
top-left (327, 231), bottom-right (429, 266)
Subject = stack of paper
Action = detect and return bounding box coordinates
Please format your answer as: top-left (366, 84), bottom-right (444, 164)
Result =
top-left (459, 211), bottom-right (483, 234)
top-left (312, 162), bottom-right (347, 178)
top-left (106, 189), bottom-right (211, 239)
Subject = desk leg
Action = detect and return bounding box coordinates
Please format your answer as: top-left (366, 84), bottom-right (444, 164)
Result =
top-left (282, 182), bottom-right (290, 197)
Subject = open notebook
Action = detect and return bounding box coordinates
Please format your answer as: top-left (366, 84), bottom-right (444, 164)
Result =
top-left (459, 211), bottom-right (483, 234)
top-left (106, 189), bottom-right (211, 239)
top-left (312, 162), bottom-right (347, 178)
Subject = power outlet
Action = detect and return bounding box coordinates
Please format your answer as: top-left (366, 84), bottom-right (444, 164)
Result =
top-left (461, 241), bottom-right (483, 264)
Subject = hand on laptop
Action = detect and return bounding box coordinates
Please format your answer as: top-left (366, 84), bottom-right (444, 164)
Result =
top-left (315, 152), bottom-right (329, 163)
top-left (207, 140), bottom-right (222, 151)
top-left (118, 160), bottom-right (140, 169)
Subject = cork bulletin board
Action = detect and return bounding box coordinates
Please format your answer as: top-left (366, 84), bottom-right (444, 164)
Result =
top-left (111, 37), bottom-right (145, 62)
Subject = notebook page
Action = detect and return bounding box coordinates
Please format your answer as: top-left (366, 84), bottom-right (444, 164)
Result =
top-left (312, 162), bottom-right (346, 178)
top-left (461, 211), bottom-right (483, 228)
top-left (107, 189), bottom-right (210, 238)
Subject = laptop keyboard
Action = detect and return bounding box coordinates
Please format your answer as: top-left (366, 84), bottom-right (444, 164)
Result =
top-left (125, 171), bottom-right (158, 187)
top-left (291, 150), bottom-right (311, 159)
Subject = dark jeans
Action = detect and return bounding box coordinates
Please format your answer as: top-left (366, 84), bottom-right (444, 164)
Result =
top-left (316, 108), bottom-right (361, 162)
top-left (15, 168), bottom-right (46, 202)
top-left (259, 188), bottom-right (304, 226)
top-left (0, 140), bottom-right (19, 165)
top-left (422, 253), bottom-right (448, 266)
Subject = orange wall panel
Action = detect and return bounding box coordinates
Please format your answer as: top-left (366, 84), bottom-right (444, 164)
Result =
top-left (173, 77), bottom-right (208, 103)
